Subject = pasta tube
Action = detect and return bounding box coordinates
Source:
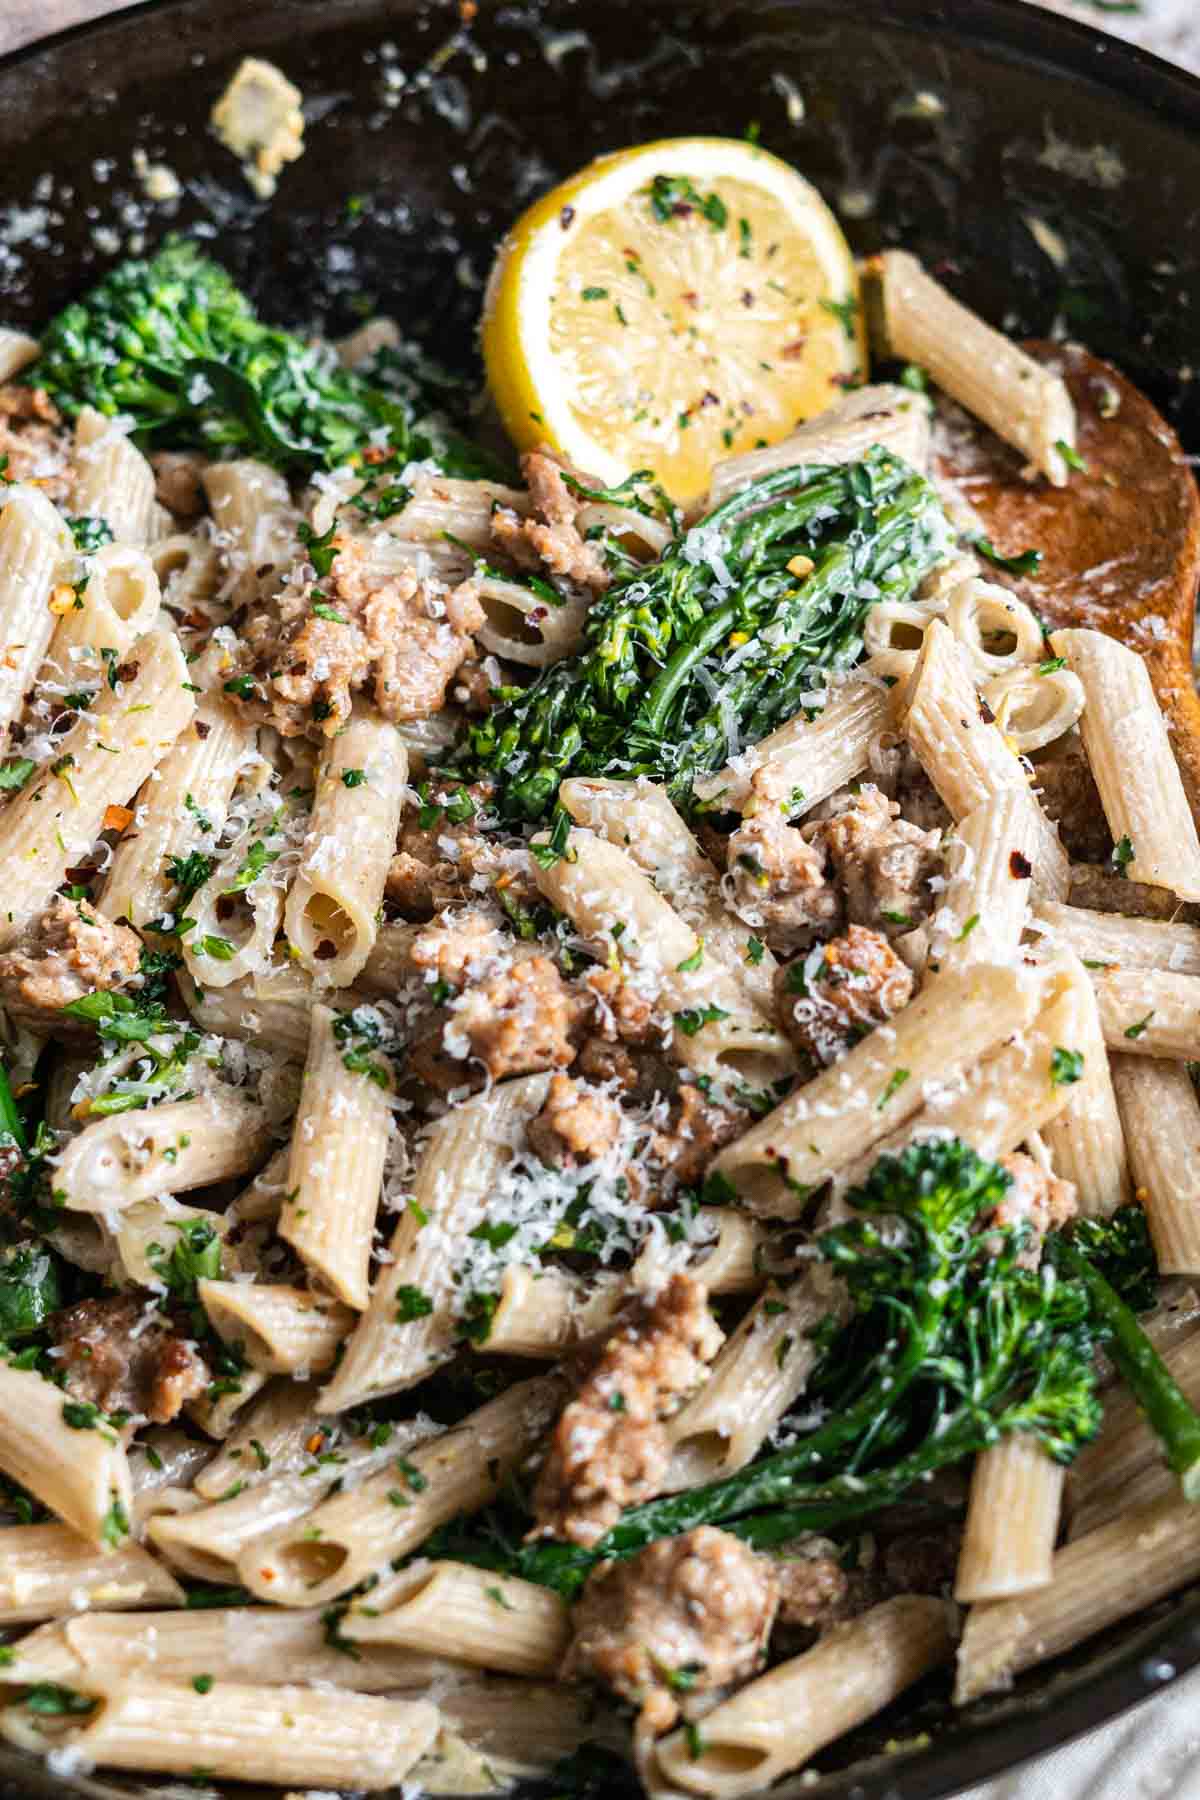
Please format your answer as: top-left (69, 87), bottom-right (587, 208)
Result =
top-left (240, 1375), bottom-right (563, 1607)
top-left (712, 960), bottom-right (1045, 1215)
top-left (692, 677), bottom-right (891, 814)
top-left (654, 1596), bottom-right (953, 1796)
top-left (1052, 625), bottom-right (1200, 900)
top-left (280, 1001), bottom-right (392, 1309)
top-left (0, 1679), bottom-right (439, 1791)
top-left (0, 1524), bottom-right (182, 1625)
top-left (560, 774), bottom-right (777, 1011)
top-left (531, 826), bottom-right (795, 1087)
top-left (877, 250), bottom-right (1076, 484)
top-left (0, 627), bottom-right (196, 949)
top-left (284, 703), bottom-right (407, 985)
top-left (342, 1562), bottom-right (571, 1676)
top-left (318, 1075), bottom-right (549, 1414)
top-left (54, 1090), bottom-right (274, 1213)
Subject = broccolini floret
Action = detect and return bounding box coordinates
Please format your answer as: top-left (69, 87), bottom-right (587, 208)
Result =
top-left (423, 1139), bottom-right (1198, 1597)
top-left (461, 447), bottom-right (953, 819)
top-left (28, 239), bottom-right (495, 480)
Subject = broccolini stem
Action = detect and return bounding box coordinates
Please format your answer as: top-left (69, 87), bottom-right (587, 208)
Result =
top-left (0, 1060), bottom-right (26, 1154)
top-left (1056, 1235), bottom-right (1200, 1501)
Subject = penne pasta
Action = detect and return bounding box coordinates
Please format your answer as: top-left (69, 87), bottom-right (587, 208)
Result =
top-left (531, 825), bottom-right (796, 1087)
top-left (1052, 626), bottom-right (1200, 900)
top-left (72, 407), bottom-right (156, 544)
top-left (876, 250), bottom-right (1076, 484)
top-left (654, 1596), bottom-right (953, 1796)
top-left (240, 1376), bottom-right (563, 1608)
top-left (342, 1561), bottom-right (571, 1676)
top-left (0, 1678), bottom-right (440, 1791)
top-left (712, 960), bottom-right (1046, 1215)
top-left (560, 774), bottom-right (778, 1010)
top-left (318, 1075), bottom-right (549, 1413)
top-left (692, 676), bottom-right (892, 814)
top-left (1110, 1056), bottom-right (1200, 1275)
top-left (198, 1280), bottom-right (354, 1375)
top-left (0, 1524), bottom-right (183, 1625)
top-left (54, 1089), bottom-right (275, 1213)
top-left (284, 703), bottom-right (407, 985)
top-left (280, 1001), bottom-right (393, 1308)
top-left (900, 619), bottom-right (1068, 900)
top-left (0, 627), bottom-right (195, 949)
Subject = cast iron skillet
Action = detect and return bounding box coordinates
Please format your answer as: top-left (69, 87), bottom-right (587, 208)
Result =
top-left (2, 1), bottom-right (1200, 1796)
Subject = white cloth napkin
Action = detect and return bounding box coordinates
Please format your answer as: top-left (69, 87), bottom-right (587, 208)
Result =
top-left (963, 6), bottom-right (1200, 1796)
top-left (961, 1669), bottom-right (1200, 1799)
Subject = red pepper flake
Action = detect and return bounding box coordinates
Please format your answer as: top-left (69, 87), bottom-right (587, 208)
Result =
top-left (102, 803), bottom-right (134, 834)
top-left (780, 337), bottom-right (808, 360)
top-left (1010, 850), bottom-right (1032, 880)
top-left (362, 444), bottom-right (389, 465)
top-left (459, 0), bottom-right (478, 19)
top-left (560, 205), bottom-right (576, 230)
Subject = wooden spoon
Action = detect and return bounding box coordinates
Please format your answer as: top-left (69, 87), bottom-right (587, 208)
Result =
top-left (932, 342), bottom-right (1200, 823)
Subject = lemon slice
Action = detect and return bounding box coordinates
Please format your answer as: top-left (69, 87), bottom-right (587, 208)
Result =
top-left (483, 135), bottom-right (866, 505)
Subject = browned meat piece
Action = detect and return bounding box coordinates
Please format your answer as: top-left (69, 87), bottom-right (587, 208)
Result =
top-left (385, 785), bottom-right (519, 920)
top-left (726, 812), bottom-right (842, 949)
top-left (1031, 738), bottom-right (1111, 863)
top-left (451, 658), bottom-right (496, 714)
top-left (651, 1084), bottom-right (747, 1188)
top-left (533, 1273), bottom-right (722, 1548)
top-left (581, 966), bottom-right (665, 1047)
top-left (565, 1526), bottom-right (776, 1732)
top-left (408, 909), bottom-right (503, 989)
top-left (773, 1551), bottom-right (849, 1628)
top-left (1068, 864), bottom-right (1200, 922)
top-left (527, 1073), bottom-right (622, 1166)
top-left (575, 1036), bottom-right (643, 1092)
top-left (0, 385), bottom-right (72, 502)
top-left (409, 954), bottom-right (584, 1091)
top-left (150, 450), bottom-right (208, 520)
top-left (775, 924), bottom-right (914, 1067)
top-left (491, 448), bottom-right (610, 596)
top-left (812, 784), bottom-right (942, 940)
top-left (980, 1151), bottom-right (1077, 1266)
top-left (50, 1295), bottom-right (209, 1425)
top-left (239, 535), bottom-right (484, 738)
top-left (0, 898), bottom-right (141, 1040)
top-left (723, 810), bottom-right (845, 950)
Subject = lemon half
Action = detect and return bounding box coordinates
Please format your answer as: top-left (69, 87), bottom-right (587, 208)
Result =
top-left (483, 136), bottom-right (866, 505)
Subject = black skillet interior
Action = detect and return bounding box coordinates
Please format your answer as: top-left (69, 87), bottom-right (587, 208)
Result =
top-left (2, 1), bottom-right (1200, 1796)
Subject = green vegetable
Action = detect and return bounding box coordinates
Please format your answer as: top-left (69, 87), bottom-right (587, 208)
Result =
top-left (1050, 1047), bottom-right (1085, 1086)
top-left (463, 449), bottom-right (952, 819)
top-left (974, 537), bottom-right (1043, 577)
top-left (0, 760), bottom-right (34, 791)
top-left (166, 850), bottom-right (215, 905)
top-left (0, 1247), bottom-right (60, 1340)
top-left (148, 1218), bottom-right (222, 1304)
top-left (67, 515), bottom-right (114, 553)
top-left (1053, 1230), bottom-right (1200, 1498)
top-left (28, 240), bottom-right (492, 480)
top-left (427, 1138), bottom-right (1123, 1596)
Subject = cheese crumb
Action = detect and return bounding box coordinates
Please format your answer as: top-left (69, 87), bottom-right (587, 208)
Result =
top-left (210, 58), bottom-right (305, 199)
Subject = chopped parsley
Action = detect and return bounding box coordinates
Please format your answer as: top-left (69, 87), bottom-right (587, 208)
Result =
top-left (673, 1004), bottom-right (730, 1037)
top-left (394, 1285), bottom-right (433, 1322)
top-left (1050, 1047), bottom-right (1085, 1086)
top-left (643, 174), bottom-right (727, 230)
top-left (1124, 1012), bottom-right (1155, 1041)
top-left (877, 1068), bottom-right (911, 1110)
